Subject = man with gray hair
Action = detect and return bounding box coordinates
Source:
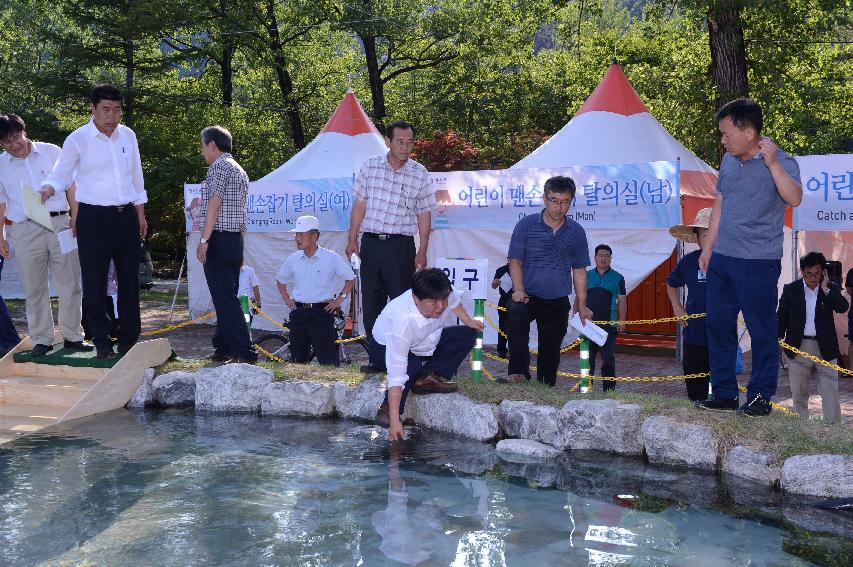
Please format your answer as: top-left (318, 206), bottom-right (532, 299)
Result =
top-left (197, 125), bottom-right (257, 363)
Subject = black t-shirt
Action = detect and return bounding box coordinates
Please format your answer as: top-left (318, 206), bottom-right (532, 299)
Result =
top-left (846, 268), bottom-right (853, 321)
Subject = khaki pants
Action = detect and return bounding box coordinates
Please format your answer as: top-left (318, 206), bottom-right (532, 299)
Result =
top-left (787, 338), bottom-right (841, 424)
top-left (7, 216), bottom-right (84, 345)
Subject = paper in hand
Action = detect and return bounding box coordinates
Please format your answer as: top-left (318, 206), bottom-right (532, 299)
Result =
top-left (570, 313), bottom-right (608, 347)
top-left (57, 229), bottom-right (78, 254)
top-left (22, 184), bottom-right (54, 231)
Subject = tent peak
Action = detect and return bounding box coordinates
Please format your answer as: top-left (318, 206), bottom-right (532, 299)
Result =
top-left (575, 62), bottom-right (649, 117)
top-left (320, 91), bottom-right (380, 136)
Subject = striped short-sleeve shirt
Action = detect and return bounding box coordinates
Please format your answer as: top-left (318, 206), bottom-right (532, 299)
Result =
top-left (352, 154), bottom-right (435, 236)
top-left (201, 153), bottom-right (249, 232)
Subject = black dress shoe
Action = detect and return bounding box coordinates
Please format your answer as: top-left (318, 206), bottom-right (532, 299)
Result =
top-left (233, 355), bottom-right (259, 364)
top-left (64, 340), bottom-right (94, 352)
top-left (96, 348), bottom-right (118, 360)
top-left (30, 344), bottom-right (53, 357)
top-left (208, 352), bottom-right (235, 363)
top-left (117, 343), bottom-right (135, 355)
top-left (360, 364), bottom-right (381, 374)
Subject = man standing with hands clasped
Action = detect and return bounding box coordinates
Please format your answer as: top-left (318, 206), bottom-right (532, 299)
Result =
top-left (40, 85), bottom-right (147, 360)
top-left (696, 98), bottom-right (802, 416)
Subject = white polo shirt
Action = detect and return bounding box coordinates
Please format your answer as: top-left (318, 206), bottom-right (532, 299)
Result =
top-left (276, 247), bottom-right (355, 302)
top-left (371, 290), bottom-right (461, 388)
top-left (0, 142), bottom-right (71, 222)
top-left (238, 265), bottom-right (259, 298)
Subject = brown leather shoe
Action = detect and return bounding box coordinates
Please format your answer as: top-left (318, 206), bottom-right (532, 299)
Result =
top-left (411, 371), bottom-right (458, 394)
top-left (376, 402), bottom-right (390, 428)
top-left (497, 373), bottom-right (527, 384)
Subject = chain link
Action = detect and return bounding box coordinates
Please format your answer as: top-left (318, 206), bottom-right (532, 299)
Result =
top-left (140, 311), bottom-right (214, 337)
top-left (484, 302), bottom-right (706, 326)
top-left (779, 340), bottom-right (853, 376)
top-left (250, 301), bottom-right (367, 344)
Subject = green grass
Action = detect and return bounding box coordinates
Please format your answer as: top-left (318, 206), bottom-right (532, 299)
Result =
top-left (139, 290), bottom-right (188, 303)
top-left (157, 357), bottom-right (366, 386)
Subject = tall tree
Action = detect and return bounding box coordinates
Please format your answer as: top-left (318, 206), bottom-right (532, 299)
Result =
top-left (706, 0), bottom-right (749, 106)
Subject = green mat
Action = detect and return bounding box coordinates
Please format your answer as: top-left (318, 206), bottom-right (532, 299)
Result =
top-left (13, 345), bottom-right (121, 368)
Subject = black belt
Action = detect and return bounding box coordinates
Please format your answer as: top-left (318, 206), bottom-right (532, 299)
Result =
top-left (49, 211), bottom-right (68, 217)
top-left (294, 301), bottom-right (329, 309)
top-left (802, 335), bottom-right (818, 340)
top-left (81, 202), bottom-right (135, 213)
top-left (363, 232), bottom-right (408, 241)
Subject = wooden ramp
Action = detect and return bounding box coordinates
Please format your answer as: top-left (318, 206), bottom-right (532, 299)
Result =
top-left (0, 334), bottom-right (171, 446)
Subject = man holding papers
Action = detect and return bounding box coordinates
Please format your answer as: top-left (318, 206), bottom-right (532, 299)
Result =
top-left (0, 113), bottom-right (89, 356)
top-left (40, 85), bottom-right (148, 360)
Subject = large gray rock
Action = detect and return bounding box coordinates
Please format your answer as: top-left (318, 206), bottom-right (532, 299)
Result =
top-left (781, 454), bottom-right (853, 498)
top-left (262, 381), bottom-right (335, 416)
top-left (127, 368), bottom-right (155, 408)
top-left (498, 400), bottom-right (558, 445)
top-left (642, 416), bottom-right (718, 471)
top-left (406, 393), bottom-right (500, 441)
top-left (194, 363), bottom-right (274, 413)
top-left (333, 378), bottom-right (385, 421)
top-left (552, 399), bottom-right (644, 455)
top-left (152, 371), bottom-right (196, 407)
top-left (722, 446), bottom-right (780, 487)
top-left (496, 439), bottom-right (562, 462)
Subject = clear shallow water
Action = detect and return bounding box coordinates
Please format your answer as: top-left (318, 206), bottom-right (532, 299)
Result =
top-left (0, 409), bottom-right (850, 567)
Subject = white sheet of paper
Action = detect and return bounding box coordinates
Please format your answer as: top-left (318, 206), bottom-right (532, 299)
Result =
top-left (57, 229), bottom-right (78, 254)
top-left (570, 313), bottom-right (608, 347)
top-left (22, 183), bottom-right (54, 231)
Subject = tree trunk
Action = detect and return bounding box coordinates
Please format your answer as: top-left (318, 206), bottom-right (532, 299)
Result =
top-left (220, 0), bottom-right (234, 107)
top-left (264, 0), bottom-right (305, 149)
top-left (123, 37), bottom-right (135, 129)
top-left (362, 33), bottom-right (386, 131)
top-left (707, 0), bottom-right (748, 107)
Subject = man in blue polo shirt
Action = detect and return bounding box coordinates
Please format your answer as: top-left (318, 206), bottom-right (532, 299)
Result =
top-left (586, 244), bottom-right (627, 392)
top-left (503, 175), bottom-right (592, 386)
top-left (697, 98), bottom-right (802, 417)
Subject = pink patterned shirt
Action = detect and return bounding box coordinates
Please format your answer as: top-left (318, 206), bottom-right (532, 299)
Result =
top-left (352, 153), bottom-right (435, 236)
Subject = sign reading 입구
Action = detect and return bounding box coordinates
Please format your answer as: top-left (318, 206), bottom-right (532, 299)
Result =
top-left (794, 154), bottom-right (853, 231)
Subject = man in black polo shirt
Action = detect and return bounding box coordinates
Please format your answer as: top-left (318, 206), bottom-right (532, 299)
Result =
top-left (503, 176), bottom-right (592, 386)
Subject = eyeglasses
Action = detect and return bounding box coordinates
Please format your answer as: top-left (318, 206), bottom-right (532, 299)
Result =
top-left (0, 132), bottom-right (24, 146)
top-left (802, 270), bottom-right (821, 279)
top-left (545, 196), bottom-right (572, 207)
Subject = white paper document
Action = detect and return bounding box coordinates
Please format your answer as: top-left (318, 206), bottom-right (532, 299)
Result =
top-left (22, 184), bottom-right (54, 231)
top-left (570, 313), bottom-right (608, 347)
top-left (57, 229), bottom-right (78, 254)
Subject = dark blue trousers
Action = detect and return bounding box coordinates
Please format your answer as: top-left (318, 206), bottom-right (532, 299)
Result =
top-left (203, 231), bottom-right (256, 360)
top-left (706, 253), bottom-right (781, 400)
top-left (369, 325), bottom-right (476, 414)
top-left (0, 257), bottom-right (21, 355)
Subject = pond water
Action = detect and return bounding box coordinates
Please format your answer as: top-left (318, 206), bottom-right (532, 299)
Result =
top-left (0, 409), bottom-right (850, 566)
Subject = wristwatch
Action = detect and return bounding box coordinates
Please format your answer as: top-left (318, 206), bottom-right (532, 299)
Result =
top-left (340, 293), bottom-right (349, 299)
top-left (200, 237), bottom-right (209, 244)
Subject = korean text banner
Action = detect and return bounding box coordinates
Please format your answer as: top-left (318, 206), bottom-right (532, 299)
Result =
top-left (793, 154), bottom-right (853, 231)
top-left (184, 160), bottom-right (681, 232)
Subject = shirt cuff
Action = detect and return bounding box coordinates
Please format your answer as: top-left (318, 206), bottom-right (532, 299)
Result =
top-left (386, 372), bottom-right (409, 389)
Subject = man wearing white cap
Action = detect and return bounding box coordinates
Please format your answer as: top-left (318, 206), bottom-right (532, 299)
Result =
top-left (276, 215), bottom-right (356, 365)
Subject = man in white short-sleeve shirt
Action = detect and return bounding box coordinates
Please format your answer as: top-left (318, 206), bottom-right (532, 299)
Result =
top-left (276, 215), bottom-right (355, 366)
top-left (0, 113), bottom-right (89, 357)
top-left (368, 268), bottom-right (483, 441)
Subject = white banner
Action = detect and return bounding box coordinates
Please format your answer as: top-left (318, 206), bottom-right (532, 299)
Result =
top-left (794, 154), bottom-right (853, 231)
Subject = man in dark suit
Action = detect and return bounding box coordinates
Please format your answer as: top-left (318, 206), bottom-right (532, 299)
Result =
top-left (777, 252), bottom-right (848, 424)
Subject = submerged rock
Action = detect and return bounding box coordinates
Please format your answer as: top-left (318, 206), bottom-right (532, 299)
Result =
top-left (552, 399), bottom-right (645, 455)
top-left (498, 400), bottom-right (558, 445)
top-left (152, 371), bottom-right (196, 407)
top-left (722, 446), bottom-right (780, 487)
top-left (781, 454), bottom-right (853, 498)
top-left (333, 378), bottom-right (385, 421)
top-left (127, 368), bottom-right (155, 408)
top-left (262, 381), bottom-right (335, 416)
top-left (194, 363), bottom-right (273, 413)
top-left (407, 393), bottom-right (500, 441)
top-left (496, 439), bottom-right (562, 462)
top-left (642, 415), bottom-right (718, 471)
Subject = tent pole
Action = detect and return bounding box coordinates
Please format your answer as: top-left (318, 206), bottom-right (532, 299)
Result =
top-left (168, 253), bottom-right (187, 326)
top-left (676, 240), bottom-right (684, 364)
top-left (791, 230), bottom-right (798, 283)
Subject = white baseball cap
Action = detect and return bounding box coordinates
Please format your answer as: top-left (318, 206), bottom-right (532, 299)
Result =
top-left (290, 215), bottom-right (320, 233)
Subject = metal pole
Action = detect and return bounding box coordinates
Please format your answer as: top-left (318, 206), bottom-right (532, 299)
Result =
top-left (579, 337), bottom-right (590, 393)
top-left (239, 294), bottom-right (251, 332)
top-left (167, 253), bottom-right (187, 325)
top-left (791, 229), bottom-right (799, 283)
top-left (471, 298), bottom-right (484, 380)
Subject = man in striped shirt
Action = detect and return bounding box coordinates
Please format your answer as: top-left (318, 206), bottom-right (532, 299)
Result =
top-left (346, 121), bottom-right (436, 337)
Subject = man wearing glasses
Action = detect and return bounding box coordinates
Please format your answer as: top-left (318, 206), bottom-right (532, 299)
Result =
top-left (0, 113), bottom-right (89, 357)
top-left (503, 175), bottom-right (592, 386)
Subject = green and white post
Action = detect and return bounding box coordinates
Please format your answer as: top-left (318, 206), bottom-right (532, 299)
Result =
top-left (471, 298), bottom-right (485, 380)
top-left (239, 294), bottom-right (251, 332)
top-left (579, 337), bottom-right (590, 393)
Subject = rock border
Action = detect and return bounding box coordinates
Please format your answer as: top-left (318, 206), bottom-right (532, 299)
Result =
top-left (131, 366), bottom-right (852, 499)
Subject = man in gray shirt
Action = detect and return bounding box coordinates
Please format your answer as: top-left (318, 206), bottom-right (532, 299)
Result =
top-left (696, 98), bottom-right (802, 417)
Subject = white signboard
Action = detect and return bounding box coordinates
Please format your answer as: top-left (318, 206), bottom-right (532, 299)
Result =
top-left (436, 258), bottom-right (489, 300)
top-left (794, 154), bottom-right (853, 231)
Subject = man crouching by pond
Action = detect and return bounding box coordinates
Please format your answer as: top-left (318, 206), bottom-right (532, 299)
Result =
top-left (371, 268), bottom-right (484, 440)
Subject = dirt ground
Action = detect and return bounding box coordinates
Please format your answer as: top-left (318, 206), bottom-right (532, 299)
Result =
top-left (6, 281), bottom-right (851, 424)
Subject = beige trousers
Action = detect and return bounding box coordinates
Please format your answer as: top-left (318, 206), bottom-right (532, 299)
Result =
top-left (787, 338), bottom-right (841, 424)
top-left (7, 216), bottom-right (84, 345)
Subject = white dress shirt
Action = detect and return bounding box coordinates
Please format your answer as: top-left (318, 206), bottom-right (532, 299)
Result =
top-left (803, 279), bottom-right (818, 336)
top-left (41, 120), bottom-right (147, 206)
top-left (238, 265), bottom-right (259, 298)
top-left (276, 247), bottom-right (355, 302)
top-left (371, 290), bottom-right (461, 388)
top-left (0, 142), bottom-right (71, 222)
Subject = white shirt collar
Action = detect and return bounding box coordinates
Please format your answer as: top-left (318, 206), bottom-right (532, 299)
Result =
top-left (802, 279), bottom-right (819, 295)
top-left (85, 119), bottom-right (121, 140)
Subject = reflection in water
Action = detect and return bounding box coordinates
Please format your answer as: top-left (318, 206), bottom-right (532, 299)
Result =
top-left (0, 409), bottom-right (848, 566)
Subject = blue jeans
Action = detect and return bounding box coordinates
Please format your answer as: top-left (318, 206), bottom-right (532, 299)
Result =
top-left (706, 253), bottom-right (781, 400)
top-left (370, 325), bottom-right (476, 414)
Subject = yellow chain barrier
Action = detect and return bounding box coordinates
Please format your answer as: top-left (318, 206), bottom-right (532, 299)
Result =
top-left (483, 312), bottom-right (580, 355)
top-left (140, 311), bottom-right (214, 337)
top-left (250, 300), bottom-right (367, 345)
top-left (779, 340), bottom-right (853, 376)
top-left (484, 302), bottom-right (705, 326)
top-left (255, 342), bottom-right (288, 364)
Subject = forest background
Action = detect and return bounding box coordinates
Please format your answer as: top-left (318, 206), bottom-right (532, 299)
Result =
top-left (0, 0), bottom-right (850, 264)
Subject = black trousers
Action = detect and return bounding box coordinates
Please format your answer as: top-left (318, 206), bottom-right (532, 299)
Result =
top-left (369, 325), bottom-right (476, 414)
top-left (360, 234), bottom-right (415, 336)
top-left (82, 296), bottom-right (119, 340)
top-left (289, 305), bottom-right (338, 366)
top-left (507, 296), bottom-right (570, 386)
top-left (589, 327), bottom-right (617, 391)
top-left (496, 292), bottom-right (511, 356)
top-left (76, 203), bottom-right (140, 351)
top-left (202, 231), bottom-right (256, 360)
top-left (683, 342), bottom-right (711, 401)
